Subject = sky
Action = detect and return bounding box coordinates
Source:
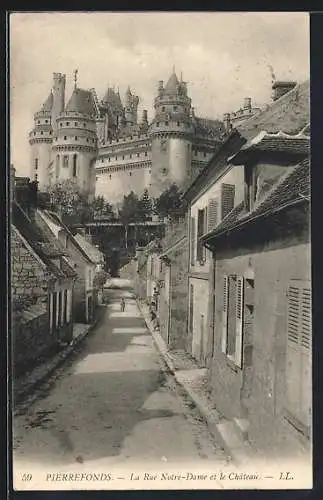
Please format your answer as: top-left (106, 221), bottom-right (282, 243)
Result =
top-left (10, 12), bottom-right (310, 176)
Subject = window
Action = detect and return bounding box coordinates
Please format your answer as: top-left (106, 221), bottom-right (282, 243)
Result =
top-left (108, 157), bottom-right (111, 162)
top-left (66, 122), bottom-right (70, 126)
top-left (45, 119), bottom-right (48, 123)
top-left (109, 175), bottom-right (112, 179)
top-left (122, 156), bottom-right (125, 160)
top-left (83, 123), bottom-right (86, 127)
top-left (64, 136), bottom-right (67, 140)
top-left (60, 123), bottom-right (63, 127)
top-left (203, 152), bottom-right (207, 157)
top-left (129, 172), bottom-right (132, 176)
top-left (221, 184), bottom-right (235, 220)
top-left (58, 291), bottom-right (62, 327)
top-left (190, 216), bottom-right (196, 266)
top-left (165, 121), bottom-right (169, 126)
top-left (74, 122), bottom-right (78, 126)
top-left (285, 281), bottom-right (312, 435)
top-left (37, 120), bottom-right (40, 124)
top-left (41, 131), bottom-right (43, 135)
top-left (137, 153), bottom-right (140, 157)
top-left (72, 154), bottom-right (77, 177)
top-left (221, 275), bottom-right (244, 368)
top-left (174, 106), bottom-right (177, 111)
top-left (115, 156), bottom-right (117, 160)
top-left (145, 152), bottom-right (148, 157)
top-left (63, 155), bottom-right (69, 168)
top-left (197, 208), bottom-right (207, 262)
top-left (75, 136), bottom-right (78, 141)
top-left (162, 106), bottom-right (165, 112)
top-left (150, 257), bottom-right (154, 275)
top-left (177, 121), bottom-right (180, 126)
top-left (130, 154), bottom-right (132, 159)
top-left (55, 155), bottom-right (60, 178)
top-left (34, 158), bottom-right (38, 170)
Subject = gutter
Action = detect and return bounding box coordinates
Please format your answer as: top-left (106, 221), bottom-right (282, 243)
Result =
top-left (202, 197), bottom-right (307, 250)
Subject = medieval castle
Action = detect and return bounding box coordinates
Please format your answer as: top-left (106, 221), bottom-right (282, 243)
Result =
top-left (29, 70), bottom-right (260, 205)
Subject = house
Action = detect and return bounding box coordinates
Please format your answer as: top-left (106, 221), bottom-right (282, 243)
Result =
top-left (182, 129), bottom-right (246, 365)
top-left (12, 179), bottom-right (76, 377)
top-left (36, 210), bottom-right (98, 324)
top-left (201, 130), bottom-right (310, 456)
top-left (73, 233), bottom-right (106, 305)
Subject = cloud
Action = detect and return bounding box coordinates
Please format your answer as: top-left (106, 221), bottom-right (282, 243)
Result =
top-left (9, 12), bottom-right (309, 175)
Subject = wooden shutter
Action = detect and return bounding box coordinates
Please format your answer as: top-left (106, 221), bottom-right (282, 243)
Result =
top-left (235, 276), bottom-right (244, 367)
top-left (221, 276), bottom-right (229, 353)
top-left (286, 282), bottom-right (312, 430)
top-left (197, 209), bottom-right (204, 262)
top-left (207, 199), bottom-right (218, 232)
top-left (221, 184), bottom-right (235, 220)
top-left (49, 293), bottom-right (54, 333)
top-left (202, 207), bottom-right (208, 260)
top-left (190, 217), bottom-right (196, 266)
top-left (189, 284), bottom-right (194, 334)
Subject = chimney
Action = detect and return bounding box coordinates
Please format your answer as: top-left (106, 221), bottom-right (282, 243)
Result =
top-left (272, 81), bottom-right (297, 101)
top-left (243, 97), bottom-right (252, 110)
top-left (223, 112), bottom-right (231, 132)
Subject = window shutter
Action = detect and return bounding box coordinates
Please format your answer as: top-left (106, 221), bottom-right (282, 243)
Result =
top-left (197, 209), bottom-right (204, 261)
top-left (189, 284), bottom-right (194, 334)
top-left (286, 282), bottom-right (312, 429)
top-left (203, 207), bottom-right (208, 260)
top-left (221, 276), bottom-right (229, 353)
top-left (190, 217), bottom-right (196, 266)
top-left (207, 198), bottom-right (218, 232)
top-left (221, 183), bottom-right (235, 220)
top-left (235, 276), bottom-right (244, 368)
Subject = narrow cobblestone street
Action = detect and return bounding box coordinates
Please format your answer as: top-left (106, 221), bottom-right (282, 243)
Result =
top-left (13, 280), bottom-right (229, 477)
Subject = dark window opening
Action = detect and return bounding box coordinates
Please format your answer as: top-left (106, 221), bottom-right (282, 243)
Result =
top-left (66, 122), bottom-right (70, 126)
top-left (72, 154), bottom-right (77, 177)
top-left (74, 122), bottom-right (78, 126)
top-left (64, 136), bottom-right (67, 140)
top-left (75, 136), bottom-right (78, 140)
top-left (35, 158), bottom-right (38, 170)
top-left (165, 121), bottom-right (169, 126)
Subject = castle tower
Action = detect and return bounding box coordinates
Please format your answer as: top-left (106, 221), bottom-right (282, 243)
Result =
top-left (149, 70), bottom-right (194, 197)
top-left (51, 75), bottom-right (98, 200)
top-left (29, 89), bottom-right (54, 190)
top-left (124, 86), bottom-right (139, 126)
top-left (51, 73), bottom-right (66, 131)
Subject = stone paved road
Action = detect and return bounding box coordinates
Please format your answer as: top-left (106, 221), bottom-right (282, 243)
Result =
top-left (13, 281), bottom-right (229, 487)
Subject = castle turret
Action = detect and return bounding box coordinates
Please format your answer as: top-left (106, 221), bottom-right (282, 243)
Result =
top-left (149, 69), bottom-right (194, 197)
top-left (29, 88), bottom-right (54, 189)
top-left (124, 86), bottom-right (139, 126)
top-left (51, 73), bottom-right (66, 131)
top-left (51, 80), bottom-right (98, 200)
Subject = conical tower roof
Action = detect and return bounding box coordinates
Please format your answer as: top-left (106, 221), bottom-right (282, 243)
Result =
top-left (65, 88), bottom-right (96, 115)
top-left (41, 91), bottom-right (54, 112)
top-left (164, 70), bottom-right (179, 94)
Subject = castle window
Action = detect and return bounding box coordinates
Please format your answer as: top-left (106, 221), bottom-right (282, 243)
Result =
top-left (145, 152), bottom-right (148, 157)
top-left (45, 119), bottom-right (48, 123)
top-left (83, 123), bottom-right (86, 127)
top-left (162, 107), bottom-right (165, 112)
top-left (56, 155), bottom-right (60, 178)
top-left (72, 154), bottom-right (77, 177)
top-left (165, 121), bottom-right (169, 126)
top-left (64, 136), bottom-right (67, 140)
top-left (66, 122), bottom-right (70, 126)
top-left (129, 172), bottom-right (132, 176)
top-left (37, 120), bottom-right (40, 124)
top-left (74, 122), bottom-right (78, 126)
top-left (75, 136), bottom-right (78, 141)
top-left (60, 123), bottom-right (63, 127)
top-left (63, 155), bottom-right (69, 168)
top-left (34, 158), bottom-right (38, 170)
top-left (41, 131), bottom-right (43, 135)
top-left (174, 106), bottom-right (177, 111)
top-left (109, 175), bottom-right (112, 179)
top-left (177, 121), bottom-right (180, 126)
top-left (137, 153), bottom-right (140, 157)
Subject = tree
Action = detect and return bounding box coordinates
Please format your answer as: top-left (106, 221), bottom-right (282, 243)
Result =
top-left (91, 196), bottom-right (115, 220)
top-left (154, 183), bottom-right (187, 221)
top-left (44, 179), bottom-right (92, 223)
top-left (137, 188), bottom-right (153, 221)
top-left (119, 191), bottom-right (140, 224)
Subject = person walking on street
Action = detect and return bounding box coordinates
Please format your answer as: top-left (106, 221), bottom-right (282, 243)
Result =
top-left (120, 298), bottom-right (126, 312)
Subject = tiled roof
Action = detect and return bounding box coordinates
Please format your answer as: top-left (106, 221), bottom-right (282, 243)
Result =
top-left (12, 202), bottom-right (67, 279)
top-left (65, 88), bottom-right (97, 116)
top-left (41, 210), bottom-right (96, 265)
top-left (229, 131), bottom-right (310, 164)
top-left (195, 117), bottom-right (226, 138)
top-left (61, 257), bottom-right (78, 278)
top-left (164, 71), bottom-right (179, 93)
top-left (74, 233), bottom-right (104, 264)
top-left (19, 303), bottom-right (47, 324)
top-left (203, 158), bottom-right (309, 242)
top-left (237, 80), bottom-right (310, 139)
